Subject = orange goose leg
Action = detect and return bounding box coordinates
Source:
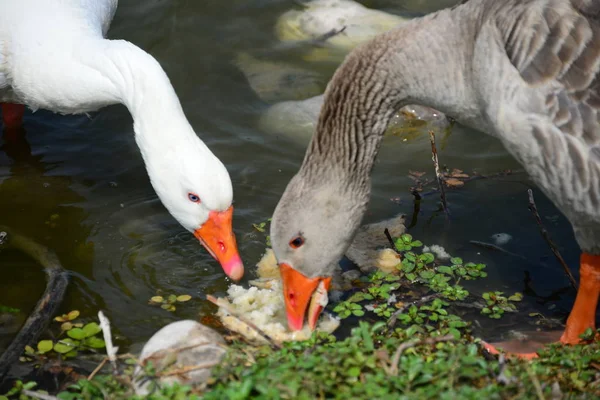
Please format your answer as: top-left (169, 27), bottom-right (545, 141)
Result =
top-left (482, 253), bottom-right (600, 359)
top-left (1, 103), bottom-right (25, 128)
top-left (1, 103), bottom-right (26, 142)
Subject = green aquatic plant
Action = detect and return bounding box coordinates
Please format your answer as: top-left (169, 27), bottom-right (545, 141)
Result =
top-left (5, 231), bottom-right (597, 399)
top-left (393, 233), bottom-right (423, 252)
top-left (252, 217), bottom-right (272, 247)
top-left (333, 301), bottom-right (365, 318)
top-left (19, 311), bottom-right (105, 363)
top-left (148, 294), bottom-right (192, 312)
top-left (481, 291), bottom-right (523, 319)
top-left (0, 305), bottom-right (20, 314)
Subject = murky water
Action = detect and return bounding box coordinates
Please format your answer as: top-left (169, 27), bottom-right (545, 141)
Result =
top-left (0, 0), bottom-right (585, 356)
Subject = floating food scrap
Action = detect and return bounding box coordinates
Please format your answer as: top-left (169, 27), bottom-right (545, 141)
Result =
top-left (212, 280), bottom-right (340, 345)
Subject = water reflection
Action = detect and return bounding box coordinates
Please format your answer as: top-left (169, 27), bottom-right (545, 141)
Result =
top-left (0, 0), bottom-right (590, 352)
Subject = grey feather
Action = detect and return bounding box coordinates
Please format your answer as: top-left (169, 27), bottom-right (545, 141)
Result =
top-left (271, 0), bottom-right (600, 280)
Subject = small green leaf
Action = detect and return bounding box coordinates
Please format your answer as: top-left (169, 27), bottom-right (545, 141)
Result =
top-left (61, 322), bottom-right (73, 331)
top-left (508, 293), bottom-right (523, 302)
top-left (410, 240), bottom-right (423, 247)
top-left (347, 367), bottom-right (361, 377)
top-left (420, 253), bottom-right (435, 264)
top-left (67, 310), bottom-right (80, 320)
top-left (449, 328), bottom-right (461, 339)
top-left (150, 296), bottom-right (164, 303)
top-left (176, 295), bottom-right (192, 302)
top-left (85, 336), bottom-right (106, 349)
top-left (529, 312), bottom-right (543, 317)
top-left (54, 339), bottom-right (78, 354)
top-left (37, 340), bottom-right (53, 354)
top-left (437, 266), bottom-right (454, 276)
top-left (252, 223), bottom-right (266, 233)
top-left (482, 293), bottom-right (490, 300)
top-left (67, 328), bottom-right (86, 340)
top-left (82, 322), bottom-right (102, 338)
top-left (402, 262), bottom-right (416, 273)
top-left (450, 257), bottom-right (463, 265)
top-left (65, 350), bottom-right (78, 358)
top-left (419, 270), bottom-right (435, 280)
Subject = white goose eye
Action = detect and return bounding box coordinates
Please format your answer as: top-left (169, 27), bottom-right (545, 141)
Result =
top-left (188, 192), bottom-right (201, 203)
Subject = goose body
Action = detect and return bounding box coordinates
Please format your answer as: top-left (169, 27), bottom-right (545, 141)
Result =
top-left (270, 0), bottom-right (600, 356)
top-left (0, 0), bottom-right (243, 280)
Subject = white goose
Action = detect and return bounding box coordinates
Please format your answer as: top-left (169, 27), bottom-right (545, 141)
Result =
top-left (270, 0), bottom-right (600, 358)
top-left (0, 0), bottom-right (244, 280)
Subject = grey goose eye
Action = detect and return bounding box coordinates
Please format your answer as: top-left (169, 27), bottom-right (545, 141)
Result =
top-left (289, 236), bottom-right (305, 249)
top-left (188, 192), bottom-right (201, 203)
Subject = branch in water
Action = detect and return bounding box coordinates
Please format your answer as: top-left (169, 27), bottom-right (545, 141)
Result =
top-left (388, 293), bottom-right (442, 327)
top-left (0, 225), bottom-right (69, 383)
top-left (428, 131), bottom-right (450, 218)
top-left (526, 189), bottom-right (577, 290)
top-left (407, 190), bottom-right (422, 229)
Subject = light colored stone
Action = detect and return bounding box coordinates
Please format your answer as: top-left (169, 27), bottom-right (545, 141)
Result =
top-left (134, 320), bottom-right (226, 395)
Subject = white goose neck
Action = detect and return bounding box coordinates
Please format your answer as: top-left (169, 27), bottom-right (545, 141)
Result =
top-left (78, 39), bottom-right (231, 212)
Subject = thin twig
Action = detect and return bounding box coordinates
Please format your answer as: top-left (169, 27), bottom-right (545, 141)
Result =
top-left (206, 295), bottom-right (283, 349)
top-left (98, 311), bottom-right (119, 374)
top-left (383, 228), bottom-right (399, 254)
top-left (527, 189), bottom-right (577, 289)
top-left (407, 190), bottom-right (422, 229)
top-left (417, 169), bottom-right (527, 198)
top-left (388, 293), bottom-right (442, 327)
top-left (469, 240), bottom-right (529, 261)
top-left (21, 390), bottom-right (59, 400)
top-left (496, 354), bottom-right (517, 385)
top-left (388, 334), bottom-right (455, 376)
top-left (429, 131), bottom-right (450, 217)
top-left (525, 362), bottom-right (546, 400)
top-left (157, 361), bottom-right (221, 378)
top-left (310, 26), bottom-right (346, 45)
top-left (87, 357), bottom-right (108, 381)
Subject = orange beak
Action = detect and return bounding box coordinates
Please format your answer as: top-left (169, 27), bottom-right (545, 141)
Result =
top-left (194, 206), bottom-right (244, 281)
top-left (280, 263), bottom-right (331, 331)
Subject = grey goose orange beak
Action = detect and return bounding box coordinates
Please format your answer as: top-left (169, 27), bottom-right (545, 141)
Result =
top-left (280, 263), bottom-right (331, 331)
top-left (193, 206), bottom-right (244, 281)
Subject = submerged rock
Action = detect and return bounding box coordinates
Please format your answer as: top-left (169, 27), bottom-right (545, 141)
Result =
top-left (234, 52), bottom-right (325, 103)
top-left (275, 0), bottom-right (406, 61)
top-left (491, 233), bottom-right (512, 246)
top-left (346, 213), bottom-right (406, 273)
top-left (259, 94), bottom-right (448, 146)
top-left (134, 320), bottom-right (226, 395)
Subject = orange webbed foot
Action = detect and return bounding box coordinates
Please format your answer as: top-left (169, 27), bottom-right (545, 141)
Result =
top-left (480, 253), bottom-right (600, 360)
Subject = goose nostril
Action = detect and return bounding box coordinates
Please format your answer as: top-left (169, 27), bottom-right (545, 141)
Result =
top-left (218, 240), bottom-right (225, 253)
top-left (288, 291), bottom-right (296, 307)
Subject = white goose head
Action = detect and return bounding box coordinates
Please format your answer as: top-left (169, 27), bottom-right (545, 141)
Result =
top-left (138, 116), bottom-right (244, 282)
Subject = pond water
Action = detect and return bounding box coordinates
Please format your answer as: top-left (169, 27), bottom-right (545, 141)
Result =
top-left (0, 0), bottom-right (585, 358)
